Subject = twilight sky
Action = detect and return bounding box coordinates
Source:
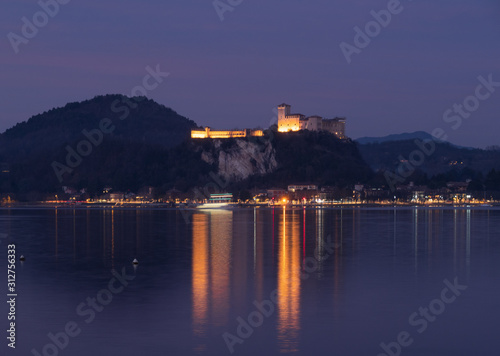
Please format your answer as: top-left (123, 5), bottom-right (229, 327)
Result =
top-left (1, 0), bottom-right (499, 147)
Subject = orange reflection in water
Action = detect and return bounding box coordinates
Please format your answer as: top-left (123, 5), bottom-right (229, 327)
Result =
top-left (192, 213), bottom-right (209, 342)
top-left (191, 210), bottom-right (233, 351)
top-left (277, 208), bottom-right (301, 353)
top-left (254, 209), bottom-right (264, 302)
top-left (210, 211), bottom-right (233, 326)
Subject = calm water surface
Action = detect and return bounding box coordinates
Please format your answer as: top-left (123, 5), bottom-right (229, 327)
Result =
top-left (2, 207), bottom-right (500, 355)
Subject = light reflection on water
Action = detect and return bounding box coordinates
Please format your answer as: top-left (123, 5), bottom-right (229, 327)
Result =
top-left (277, 207), bottom-right (301, 353)
top-left (2, 207), bottom-right (500, 355)
top-left (188, 207), bottom-right (494, 354)
top-left (192, 213), bottom-right (209, 351)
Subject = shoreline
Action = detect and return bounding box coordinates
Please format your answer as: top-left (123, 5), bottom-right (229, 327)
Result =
top-left (0, 201), bottom-right (498, 210)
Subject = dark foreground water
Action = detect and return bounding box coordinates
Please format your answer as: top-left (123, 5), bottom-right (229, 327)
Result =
top-left (1, 207), bottom-right (499, 356)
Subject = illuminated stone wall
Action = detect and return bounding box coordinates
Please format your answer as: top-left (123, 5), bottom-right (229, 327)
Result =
top-left (278, 115), bottom-right (302, 132)
top-left (322, 118), bottom-right (346, 139)
top-left (191, 127), bottom-right (264, 139)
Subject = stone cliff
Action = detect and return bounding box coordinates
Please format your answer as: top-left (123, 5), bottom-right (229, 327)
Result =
top-left (200, 138), bottom-right (277, 181)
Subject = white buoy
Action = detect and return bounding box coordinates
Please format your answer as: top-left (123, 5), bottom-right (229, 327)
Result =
top-left (132, 258), bottom-right (139, 265)
top-left (20, 255), bottom-right (25, 261)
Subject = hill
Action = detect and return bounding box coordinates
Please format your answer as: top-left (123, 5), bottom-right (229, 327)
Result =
top-left (0, 95), bottom-right (206, 199)
top-left (2, 94), bottom-right (196, 150)
top-left (196, 130), bottom-right (373, 190)
top-left (0, 96), bottom-right (374, 200)
top-left (257, 131), bottom-right (373, 187)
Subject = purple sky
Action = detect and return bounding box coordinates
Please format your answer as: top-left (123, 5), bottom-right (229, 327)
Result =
top-left (1, 0), bottom-right (499, 147)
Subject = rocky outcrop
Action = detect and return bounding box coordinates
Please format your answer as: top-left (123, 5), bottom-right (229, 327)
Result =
top-left (200, 138), bottom-right (277, 181)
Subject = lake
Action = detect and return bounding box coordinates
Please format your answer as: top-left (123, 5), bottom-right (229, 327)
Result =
top-left (2, 207), bottom-right (499, 355)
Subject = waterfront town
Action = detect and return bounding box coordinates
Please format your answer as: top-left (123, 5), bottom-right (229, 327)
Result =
top-left (6, 180), bottom-right (494, 207)
top-left (2, 102), bottom-right (498, 207)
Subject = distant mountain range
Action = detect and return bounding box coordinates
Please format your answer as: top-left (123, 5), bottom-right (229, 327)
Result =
top-left (356, 131), bottom-right (444, 145)
top-left (356, 134), bottom-right (500, 177)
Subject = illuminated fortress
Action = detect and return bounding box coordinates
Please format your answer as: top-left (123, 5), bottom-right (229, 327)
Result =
top-left (190, 103), bottom-right (346, 139)
top-left (277, 103), bottom-right (346, 138)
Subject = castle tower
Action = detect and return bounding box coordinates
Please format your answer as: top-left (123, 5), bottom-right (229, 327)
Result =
top-left (277, 103), bottom-right (291, 132)
top-left (278, 103), bottom-right (291, 124)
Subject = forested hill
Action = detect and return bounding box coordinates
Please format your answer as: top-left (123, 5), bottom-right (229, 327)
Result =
top-left (2, 94), bottom-right (196, 150)
top-left (0, 95), bottom-right (199, 198)
top-left (0, 95), bottom-right (374, 200)
top-left (244, 131), bottom-right (373, 188)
